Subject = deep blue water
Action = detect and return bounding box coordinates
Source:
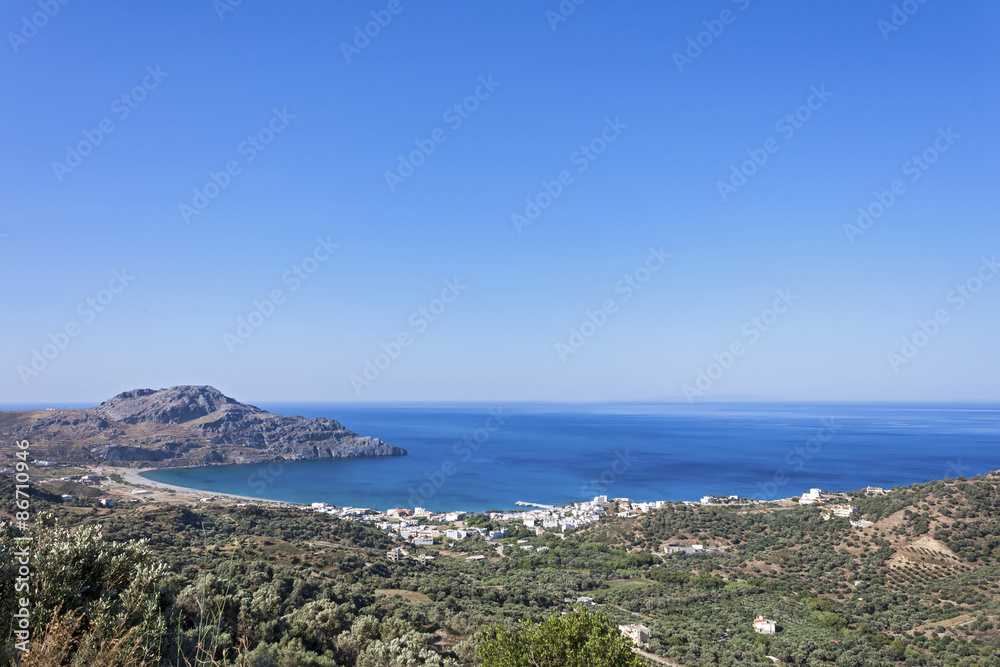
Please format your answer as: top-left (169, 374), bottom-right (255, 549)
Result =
top-left (127, 402), bottom-right (1000, 512)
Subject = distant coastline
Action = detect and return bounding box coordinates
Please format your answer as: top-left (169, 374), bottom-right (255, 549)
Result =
top-left (13, 401), bottom-right (997, 514)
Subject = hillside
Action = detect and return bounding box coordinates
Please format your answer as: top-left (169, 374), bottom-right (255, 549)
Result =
top-left (1, 468), bottom-right (998, 665)
top-left (0, 385), bottom-right (405, 468)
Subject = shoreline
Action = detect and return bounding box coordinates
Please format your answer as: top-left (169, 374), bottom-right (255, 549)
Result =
top-left (91, 464), bottom-right (801, 513)
top-left (103, 466), bottom-right (295, 506)
top-left (82, 457), bottom-right (993, 515)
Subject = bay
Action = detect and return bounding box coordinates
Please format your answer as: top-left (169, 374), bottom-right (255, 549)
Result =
top-left (139, 402), bottom-right (1000, 512)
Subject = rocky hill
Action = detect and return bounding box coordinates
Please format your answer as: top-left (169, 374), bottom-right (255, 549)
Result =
top-left (0, 385), bottom-right (405, 467)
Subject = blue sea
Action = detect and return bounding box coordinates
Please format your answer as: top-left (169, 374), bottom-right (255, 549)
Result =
top-left (128, 402), bottom-right (1000, 512)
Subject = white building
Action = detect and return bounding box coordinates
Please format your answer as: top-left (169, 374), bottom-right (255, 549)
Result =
top-left (799, 488), bottom-right (824, 505)
top-left (753, 616), bottom-right (776, 634)
top-left (832, 505), bottom-right (859, 517)
top-left (700, 495), bottom-right (715, 505)
top-left (619, 624), bottom-right (651, 646)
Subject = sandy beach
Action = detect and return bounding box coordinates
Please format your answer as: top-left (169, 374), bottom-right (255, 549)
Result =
top-left (97, 466), bottom-right (293, 506)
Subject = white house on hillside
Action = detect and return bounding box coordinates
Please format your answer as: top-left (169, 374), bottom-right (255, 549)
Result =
top-left (799, 488), bottom-right (824, 505)
top-left (619, 624), bottom-right (651, 646)
top-left (753, 616), bottom-right (776, 634)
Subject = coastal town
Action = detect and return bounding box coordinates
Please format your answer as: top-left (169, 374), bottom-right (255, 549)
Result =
top-left (8, 464), bottom-right (881, 555)
top-left (8, 461), bottom-right (886, 650)
top-left (307, 488), bottom-right (872, 557)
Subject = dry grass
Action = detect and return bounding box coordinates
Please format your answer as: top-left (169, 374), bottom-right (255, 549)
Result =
top-left (375, 588), bottom-right (432, 603)
top-left (17, 609), bottom-right (153, 667)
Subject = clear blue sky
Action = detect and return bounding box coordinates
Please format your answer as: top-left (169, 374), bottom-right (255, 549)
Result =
top-left (2, 0), bottom-right (997, 403)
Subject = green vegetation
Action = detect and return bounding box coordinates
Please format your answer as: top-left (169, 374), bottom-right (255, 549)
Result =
top-left (1, 470), bottom-right (999, 665)
top-left (477, 606), bottom-right (644, 666)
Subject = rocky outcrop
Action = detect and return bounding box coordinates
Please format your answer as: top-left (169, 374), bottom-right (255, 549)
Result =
top-left (94, 386), bottom-right (240, 424)
top-left (0, 385), bottom-right (405, 468)
top-left (90, 445), bottom-right (170, 462)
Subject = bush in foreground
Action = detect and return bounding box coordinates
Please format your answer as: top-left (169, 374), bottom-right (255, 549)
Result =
top-left (476, 606), bottom-right (645, 667)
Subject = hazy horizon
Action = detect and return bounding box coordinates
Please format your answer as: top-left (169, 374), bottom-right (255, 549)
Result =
top-left (3, 391), bottom-right (1000, 410)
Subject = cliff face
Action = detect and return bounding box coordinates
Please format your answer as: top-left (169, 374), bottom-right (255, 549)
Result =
top-left (0, 385), bottom-right (405, 467)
